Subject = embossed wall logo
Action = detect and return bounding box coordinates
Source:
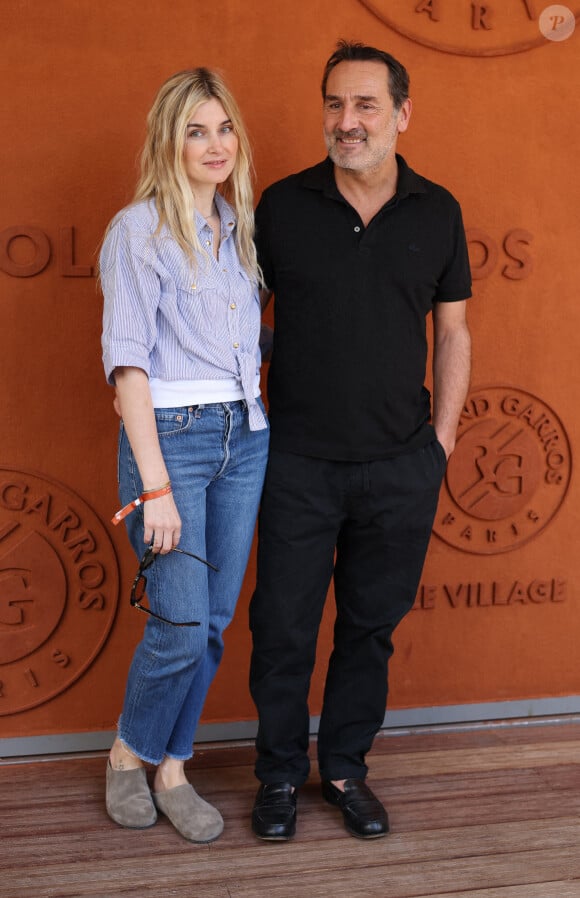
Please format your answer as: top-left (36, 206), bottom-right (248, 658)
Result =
top-left (0, 469), bottom-right (119, 714)
top-left (357, 1), bottom-right (580, 56)
top-left (434, 387), bottom-right (571, 554)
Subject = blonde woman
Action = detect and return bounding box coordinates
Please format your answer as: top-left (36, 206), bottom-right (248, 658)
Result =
top-left (100, 69), bottom-right (268, 843)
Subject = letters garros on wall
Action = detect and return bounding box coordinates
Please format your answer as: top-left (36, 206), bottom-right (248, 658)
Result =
top-left (358, 1), bottom-right (580, 56)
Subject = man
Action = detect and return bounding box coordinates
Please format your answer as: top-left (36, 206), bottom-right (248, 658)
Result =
top-left (249, 40), bottom-right (471, 841)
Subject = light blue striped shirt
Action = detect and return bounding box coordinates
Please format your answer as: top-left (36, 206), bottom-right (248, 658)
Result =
top-left (101, 194), bottom-right (266, 430)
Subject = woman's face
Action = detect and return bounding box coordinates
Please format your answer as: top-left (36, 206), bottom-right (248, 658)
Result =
top-left (183, 98), bottom-right (238, 194)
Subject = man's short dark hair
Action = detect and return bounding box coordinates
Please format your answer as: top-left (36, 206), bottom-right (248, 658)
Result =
top-left (321, 39), bottom-right (410, 110)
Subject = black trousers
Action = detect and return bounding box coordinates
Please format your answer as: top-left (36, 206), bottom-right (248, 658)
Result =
top-left (249, 441), bottom-right (446, 786)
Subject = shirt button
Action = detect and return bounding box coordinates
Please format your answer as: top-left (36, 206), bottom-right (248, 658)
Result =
top-left (354, 226), bottom-right (361, 233)
top-left (230, 303), bottom-right (236, 310)
top-left (206, 240), bottom-right (211, 246)
top-left (191, 284), bottom-right (196, 290)
top-left (233, 342), bottom-right (239, 349)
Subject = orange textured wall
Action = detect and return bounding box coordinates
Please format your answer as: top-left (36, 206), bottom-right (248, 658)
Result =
top-left (1, 0), bottom-right (579, 739)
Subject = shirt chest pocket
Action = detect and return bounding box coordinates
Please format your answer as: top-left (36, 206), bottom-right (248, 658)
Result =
top-left (175, 282), bottom-right (220, 335)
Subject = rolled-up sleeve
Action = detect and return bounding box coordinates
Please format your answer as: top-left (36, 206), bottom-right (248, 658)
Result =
top-left (100, 213), bottom-right (162, 384)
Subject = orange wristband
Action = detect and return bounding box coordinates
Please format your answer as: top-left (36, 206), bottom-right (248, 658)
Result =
top-left (111, 484), bottom-right (173, 525)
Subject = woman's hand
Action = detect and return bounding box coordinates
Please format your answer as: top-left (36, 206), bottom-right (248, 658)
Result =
top-left (144, 491), bottom-right (181, 553)
top-left (113, 367), bottom-right (178, 552)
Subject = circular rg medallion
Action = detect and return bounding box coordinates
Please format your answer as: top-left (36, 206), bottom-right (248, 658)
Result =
top-left (357, 1), bottom-right (580, 57)
top-left (433, 387), bottom-right (571, 554)
top-left (0, 468), bottom-right (119, 714)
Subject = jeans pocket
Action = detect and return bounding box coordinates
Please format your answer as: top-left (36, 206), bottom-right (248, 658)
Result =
top-left (155, 408), bottom-right (193, 438)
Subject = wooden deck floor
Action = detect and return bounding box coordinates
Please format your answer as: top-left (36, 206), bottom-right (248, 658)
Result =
top-left (2, 720), bottom-right (580, 897)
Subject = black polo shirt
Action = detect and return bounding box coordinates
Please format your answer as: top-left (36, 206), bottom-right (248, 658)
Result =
top-left (255, 154), bottom-right (471, 461)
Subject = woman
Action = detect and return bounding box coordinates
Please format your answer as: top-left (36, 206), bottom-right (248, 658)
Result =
top-left (100, 68), bottom-right (268, 843)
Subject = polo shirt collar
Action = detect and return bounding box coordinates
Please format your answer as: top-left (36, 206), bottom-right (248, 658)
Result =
top-left (302, 154), bottom-right (427, 201)
top-left (394, 154), bottom-right (427, 199)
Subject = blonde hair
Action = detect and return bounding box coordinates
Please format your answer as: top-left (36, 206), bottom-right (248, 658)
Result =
top-left (133, 67), bottom-right (258, 279)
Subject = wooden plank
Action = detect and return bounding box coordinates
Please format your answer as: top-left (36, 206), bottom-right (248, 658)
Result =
top-left (229, 849), bottom-right (580, 898)
top-left (373, 721), bottom-right (580, 751)
top-left (3, 723), bottom-right (580, 897)
top-left (413, 886), bottom-right (580, 898)
top-left (4, 817), bottom-right (580, 892)
top-left (0, 876), bottom-right (230, 898)
top-left (366, 740), bottom-right (580, 778)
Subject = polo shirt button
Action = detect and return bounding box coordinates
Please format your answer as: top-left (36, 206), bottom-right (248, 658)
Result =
top-left (354, 226), bottom-right (361, 233)
top-left (233, 342), bottom-right (239, 348)
top-left (230, 303), bottom-right (236, 309)
top-left (206, 240), bottom-right (211, 246)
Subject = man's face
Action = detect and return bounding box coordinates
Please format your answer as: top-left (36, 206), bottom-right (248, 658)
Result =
top-left (323, 60), bottom-right (411, 174)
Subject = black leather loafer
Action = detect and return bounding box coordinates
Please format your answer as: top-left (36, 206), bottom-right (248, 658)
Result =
top-left (251, 782), bottom-right (297, 840)
top-left (321, 778), bottom-right (389, 839)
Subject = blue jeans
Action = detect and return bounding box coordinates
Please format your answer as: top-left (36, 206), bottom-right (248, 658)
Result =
top-left (117, 399), bottom-right (268, 765)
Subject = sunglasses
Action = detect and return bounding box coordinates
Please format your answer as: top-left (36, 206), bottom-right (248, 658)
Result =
top-left (130, 544), bottom-right (219, 627)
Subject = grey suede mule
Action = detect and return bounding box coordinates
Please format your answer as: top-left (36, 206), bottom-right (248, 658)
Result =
top-left (106, 763), bottom-right (157, 829)
top-left (153, 783), bottom-right (224, 843)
